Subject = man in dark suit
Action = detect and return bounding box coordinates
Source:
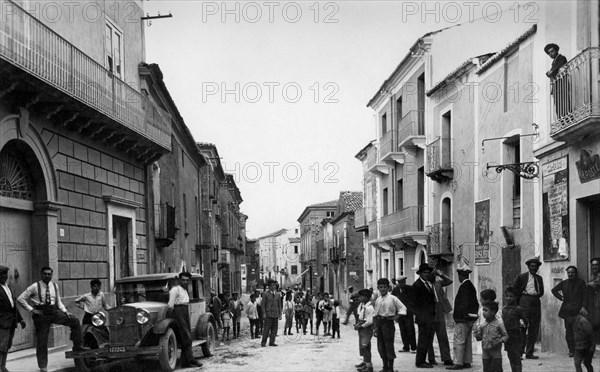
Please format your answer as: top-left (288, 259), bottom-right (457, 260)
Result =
top-left (412, 264), bottom-right (437, 368)
top-left (392, 276), bottom-right (416, 353)
top-left (228, 292), bottom-right (243, 338)
top-left (0, 265), bottom-right (26, 372)
top-left (447, 263), bottom-right (478, 370)
top-left (428, 267), bottom-right (454, 366)
top-left (551, 265), bottom-right (587, 356)
top-left (261, 280), bottom-right (282, 347)
top-left (512, 258), bottom-right (544, 359)
top-left (545, 43), bottom-right (570, 117)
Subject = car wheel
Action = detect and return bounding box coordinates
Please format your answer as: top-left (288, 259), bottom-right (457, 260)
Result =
top-left (201, 322), bottom-right (215, 357)
top-left (158, 328), bottom-right (178, 372)
top-left (74, 335), bottom-right (99, 372)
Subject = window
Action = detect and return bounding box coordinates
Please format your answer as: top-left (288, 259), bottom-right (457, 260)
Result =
top-left (383, 188), bottom-right (389, 215)
top-left (326, 211), bottom-right (334, 218)
top-left (396, 179), bottom-right (403, 211)
top-left (291, 265), bottom-right (298, 275)
top-left (381, 113), bottom-right (387, 134)
top-left (505, 136), bottom-right (521, 228)
top-left (295, 228), bottom-right (299, 234)
top-left (105, 19), bottom-right (123, 77)
top-left (294, 245), bottom-right (298, 254)
top-left (396, 96), bottom-right (403, 126)
top-left (399, 258), bottom-right (404, 276)
top-left (183, 193), bottom-right (187, 234)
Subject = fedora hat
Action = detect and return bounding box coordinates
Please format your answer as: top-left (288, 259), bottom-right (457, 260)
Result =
top-left (416, 263), bottom-right (433, 274)
top-left (525, 258), bottom-right (542, 267)
top-left (456, 262), bottom-right (473, 274)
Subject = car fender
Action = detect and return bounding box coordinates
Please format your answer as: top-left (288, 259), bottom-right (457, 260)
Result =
top-left (195, 313), bottom-right (215, 339)
top-left (153, 318), bottom-right (176, 335)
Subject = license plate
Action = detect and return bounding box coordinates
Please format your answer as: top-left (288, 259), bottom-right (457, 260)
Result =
top-left (109, 347), bottom-right (126, 353)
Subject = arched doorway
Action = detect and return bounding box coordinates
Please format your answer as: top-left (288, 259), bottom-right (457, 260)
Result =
top-left (0, 140), bottom-right (46, 350)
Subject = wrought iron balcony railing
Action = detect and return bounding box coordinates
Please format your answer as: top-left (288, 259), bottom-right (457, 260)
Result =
top-left (380, 206), bottom-right (424, 238)
top-left (354, 208), bottom-right (368, 232)
top-left (0, 0), bottom-right (171, 149)
top-left (154, 203), bottom-right (176, 246)
top-left (550, 47), bottom-right (600, 141)
top-left (398, 110), bottom-right (425, 147)
top-left (426, 137), bottom-right (453, 182)
top-left (428, 222), bottom-right (453, 255)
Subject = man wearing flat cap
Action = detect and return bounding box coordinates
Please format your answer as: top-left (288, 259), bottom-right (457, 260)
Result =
top-left (513, 258), bottom-right (544, 359)
top-left (448, 263), bottom-right (478, 370)
top-left (0, 266), bottom-right (25, 372)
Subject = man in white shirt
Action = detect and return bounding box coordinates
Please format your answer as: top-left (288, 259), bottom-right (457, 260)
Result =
top-left (355, 289), bottom-right (375, 372)
top-left (17, 266), bottom-right (85, 372)
top-left (374, 278), bottom-right (407, 372)
top-left (168, 272), bottom-right (201, 368)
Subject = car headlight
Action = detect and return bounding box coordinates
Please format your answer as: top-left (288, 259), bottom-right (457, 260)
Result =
top-left (136, 309), bottom-right (149, 324)
top-left (92, 312), bottom-right (106, 327)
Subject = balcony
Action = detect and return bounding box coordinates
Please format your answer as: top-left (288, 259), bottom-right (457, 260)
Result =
top-left (368, 220), bottom-right (378, 239)
top-left (398, 110), bottom-right (425, 149)
top-left (379, 130), bottom-right (406, 165)
top-left (154, 203), bottom-right (176, 248)
top-left (380, 206), bottom-right (427, 246)
top-left (354, 208), bottom-right (368, 232)
top-left (366, 145), bottom-right (389, 175)
top-left (550, 47), bottom-right (600, 141)
top-left (428, 223), bottom-right (454, 256)
top-left (0, 0), bottom-right (171, 154)
top-left (426, 137), bottom-right (454, 182)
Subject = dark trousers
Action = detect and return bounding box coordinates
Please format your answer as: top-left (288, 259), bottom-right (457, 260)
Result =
top-left (376, 319), bottom-right (396, 361)
top-left (315, 311), bottom-right (323, 332)
top-left (506, 332), bottom-right (522, 369)
top-left (332, 316), bottom-right (340, 337)
top-left (249, 318), bottom-right (259, 338)
top-left (345, 304), bottom-right (359, 324)
top-left (32, 308), bottom-right (83, 369)
top-left (564, 316), bottom-right (576, 353)
top-left (428, 319), bottom-right (451, 362)
top-left (416, 322), bottom-right (435, 366)
top-left (398, 314), bottom-right (416, 351)
top-left (574, 348), bottom-right (594, 372)
top-left (171, 305), bottom-right (194, 364)
top-left (483, 357), bottom-right (503, 372)
top-left (232, 316), bottom-right (240, 337)
top-left (359, 326), bottom-right (373, 363)
top-left (521, 306), bottom-right (541, 355)
top-left (261, 317), bottom-right (278, 346)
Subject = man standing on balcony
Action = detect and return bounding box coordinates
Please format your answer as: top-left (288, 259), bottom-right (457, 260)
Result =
top-left (545, 43), bottom-right (569, 117)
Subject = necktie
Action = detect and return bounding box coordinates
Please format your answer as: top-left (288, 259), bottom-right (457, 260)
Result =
top-left (45, 284), bottom-right (51, 305)
top-left (533, 275), bottom-right (539, 294)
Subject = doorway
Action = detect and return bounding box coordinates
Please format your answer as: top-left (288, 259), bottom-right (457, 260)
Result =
top-left (113, 216), bottom-right (131, 279)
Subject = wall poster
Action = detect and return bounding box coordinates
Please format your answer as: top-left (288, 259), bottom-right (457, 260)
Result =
top-left (475, 199), bottom-right (490, 265)
top-left (542, 155), bottom-right (569, 261)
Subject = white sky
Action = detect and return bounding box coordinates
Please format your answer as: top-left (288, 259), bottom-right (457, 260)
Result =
top-left (142, 0), bottom-right (536, 238)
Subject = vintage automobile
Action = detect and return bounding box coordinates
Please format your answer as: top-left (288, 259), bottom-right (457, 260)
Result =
top-left (65, 273), bottom-right (217, 372)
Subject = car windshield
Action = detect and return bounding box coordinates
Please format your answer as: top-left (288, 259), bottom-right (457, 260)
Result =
top-left (115, 280), bottom-right (175, 305)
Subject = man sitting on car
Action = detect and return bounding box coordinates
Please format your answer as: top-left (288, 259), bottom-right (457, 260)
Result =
top-left (168, 271), bottom-right (202, 368)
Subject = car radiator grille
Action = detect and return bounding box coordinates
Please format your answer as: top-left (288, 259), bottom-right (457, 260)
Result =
top-left (108, 307), bottom-right (141, 346)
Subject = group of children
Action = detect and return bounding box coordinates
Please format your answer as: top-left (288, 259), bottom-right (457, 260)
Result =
top-left (475, 286), bottom-right (595, 372)
top-left (282, 291), bottom-right (342, 338)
